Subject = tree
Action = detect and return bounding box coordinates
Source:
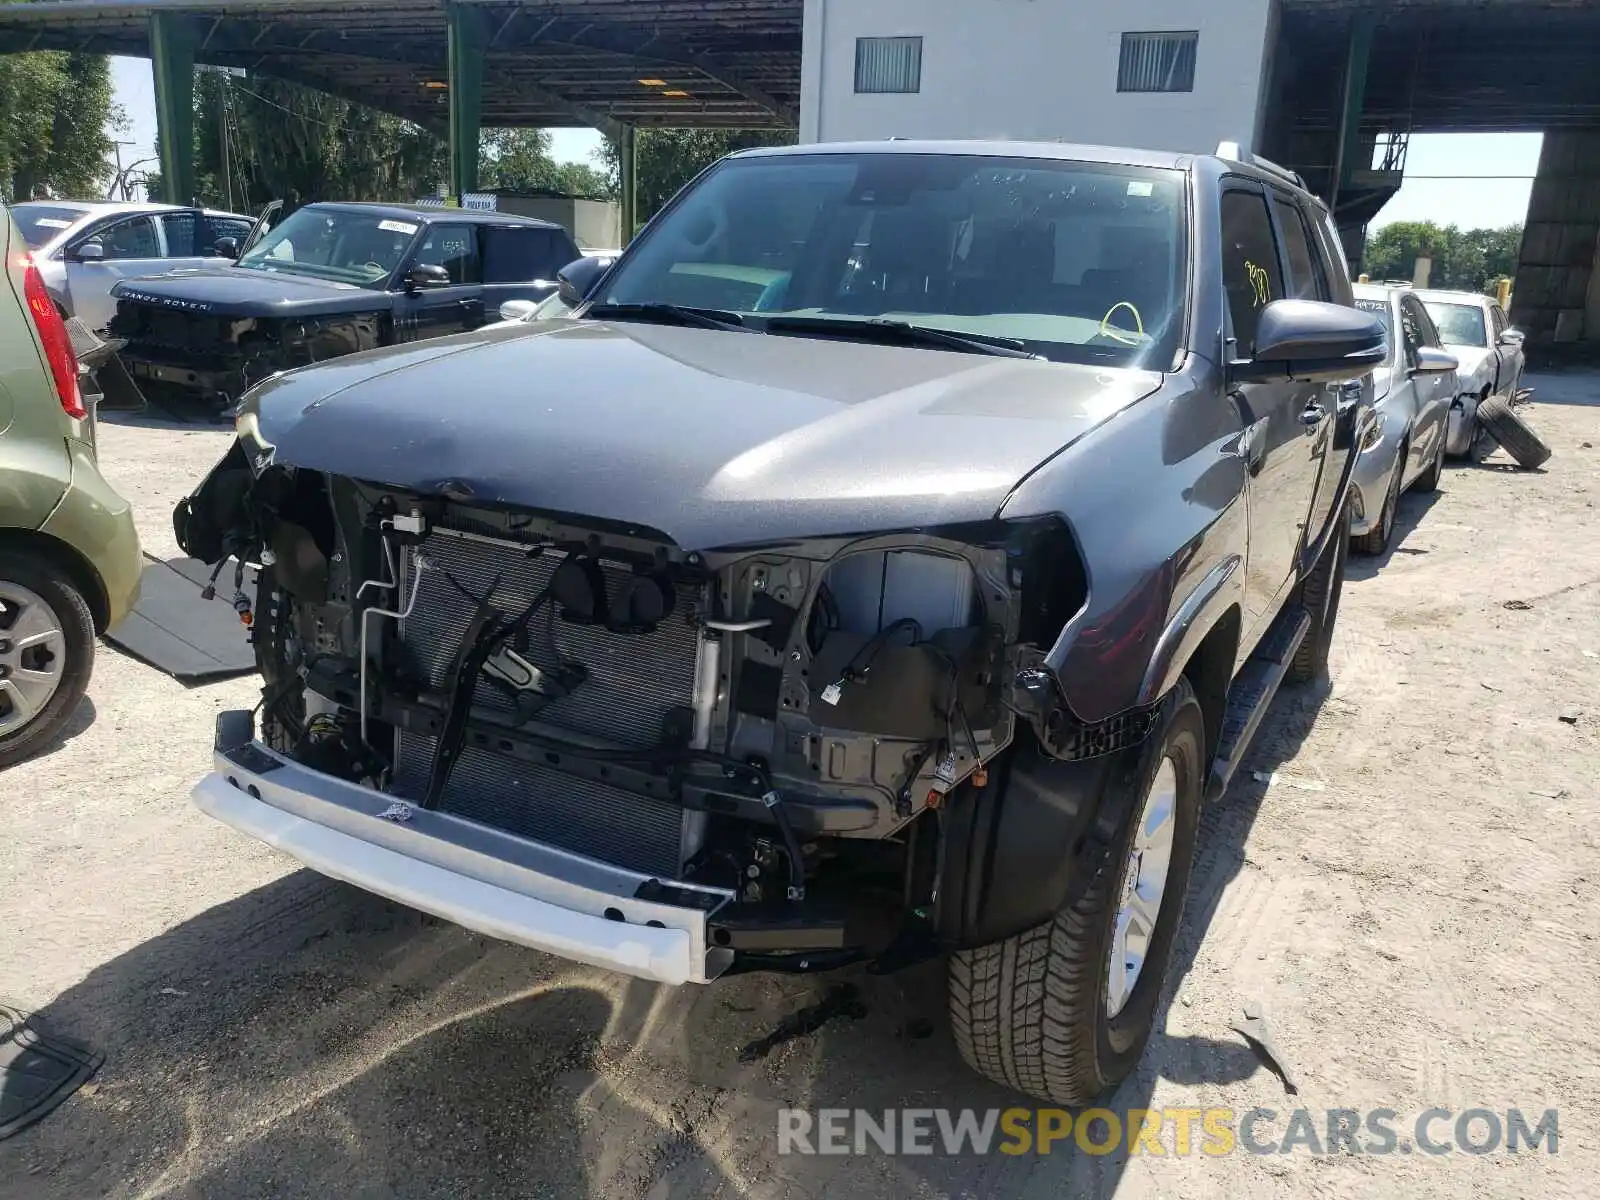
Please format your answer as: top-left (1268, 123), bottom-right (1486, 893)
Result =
top-left (1363, 221), bottom-right (1524, 294)
top-left (480, 128), bottom-right (612, 197)
top-left (0, 48), bottom-right (120, 202)
top-left (596, 127), bottom-right (797, 226)
top-left (190, 72), bottom-right (447, 211)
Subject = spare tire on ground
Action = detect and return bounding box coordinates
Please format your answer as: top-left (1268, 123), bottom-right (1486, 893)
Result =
top-left (1476, 394), bottom-right (1552, 470)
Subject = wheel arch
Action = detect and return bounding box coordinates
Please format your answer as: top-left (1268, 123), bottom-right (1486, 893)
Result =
top-left (1136, 553), bottom-right (1244, 718)
top-left (1179, 605), bottom-right (1241, 769)
top-left (0, 528), bottom-right (111, 633)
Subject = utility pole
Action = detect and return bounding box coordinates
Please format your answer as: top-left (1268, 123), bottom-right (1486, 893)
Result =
top-left (220, 90), bottom-right (234, 212)
top-left (109, 140), bottom-right (137, 199)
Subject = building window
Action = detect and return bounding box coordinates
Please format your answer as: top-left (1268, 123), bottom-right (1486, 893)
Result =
top-left (1117, 31), bottom-right (1198, 93)
top-left (855, 36), bottom-right (922, 94)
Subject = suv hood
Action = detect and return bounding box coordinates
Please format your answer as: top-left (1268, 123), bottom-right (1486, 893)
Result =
top-left (244, 320), bottom-right (1162, 549)
top-left (112, 266), bottom-right (391, 319)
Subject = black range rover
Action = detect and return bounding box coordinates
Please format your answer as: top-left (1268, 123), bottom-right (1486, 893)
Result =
top-left (107, 202), bottom-right (581, 412)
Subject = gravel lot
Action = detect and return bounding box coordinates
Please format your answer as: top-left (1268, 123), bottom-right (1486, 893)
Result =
top-left (3, 376), bottom-right (1598, 1198)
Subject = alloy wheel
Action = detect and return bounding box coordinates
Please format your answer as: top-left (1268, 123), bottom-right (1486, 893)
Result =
top-left (1105, 756), bottom-right (1178, 1018)
top-left (0, 582), bottom-right (68, 737)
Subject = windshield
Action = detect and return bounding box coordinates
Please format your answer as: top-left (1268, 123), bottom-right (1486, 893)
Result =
top-left (590, 153), bottom-right (1187, 367)
top-left (10, 204), bottom-right (86, 248)
top-left (1422, 301), bottom-right (1487, 348)
top-left (235, 207), bottom-right (420, 287)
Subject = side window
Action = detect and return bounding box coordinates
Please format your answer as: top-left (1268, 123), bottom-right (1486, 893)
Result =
top-left (205, 216), bottom-right (253, 250)
top-left (412, 224), bottom-right (481, 285)
top-left (1489, 303), bottom-right (1506, 338)
top-left (87, 215), bottom-right (160, 260)
top-left (481, 227), bottom-right (581, 283)
top-left (1398, 297), bottom-right (1426, 364)
top-left (159, 211), bottom-right (198, 257)
top-left (1314, 205), bottom-right (1354, 294)
top-left (1402, 295), bottom-right (1441, 348)
top-left (1219, 189), bottom-right (1284, 355)
top-left (1271, 195), bottom-right (1325, 300)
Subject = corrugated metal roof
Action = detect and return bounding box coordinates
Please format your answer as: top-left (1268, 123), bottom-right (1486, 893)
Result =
top-left (0, 0), bottom-right (801, 132)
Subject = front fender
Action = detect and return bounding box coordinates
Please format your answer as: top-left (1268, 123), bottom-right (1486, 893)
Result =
top-left (1001, 361), bottom-right (1249, 726)
top-left (1135, 553), bottom-right (1244, 708)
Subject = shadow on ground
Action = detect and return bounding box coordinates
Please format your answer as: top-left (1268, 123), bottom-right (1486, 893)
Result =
top-left (1346, 488), bottom-right (1443, 581)
top-left (0, 676), bottom-right (1328, 1200)
top-left (1518, 369), bottom-right (1600, 409)
top-left (19, 695), bottom-right (98, 767)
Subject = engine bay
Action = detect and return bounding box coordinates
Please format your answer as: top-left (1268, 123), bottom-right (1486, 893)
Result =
top-left (176, 440), bottom-right (1092, 965)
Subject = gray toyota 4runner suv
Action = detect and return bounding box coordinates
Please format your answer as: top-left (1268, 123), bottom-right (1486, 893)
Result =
top-left (174, 141), bottom-right (1381, 1105)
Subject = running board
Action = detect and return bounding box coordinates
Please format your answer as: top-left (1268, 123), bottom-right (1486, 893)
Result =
top-left (1205, 610), bottom-right (1312, 803)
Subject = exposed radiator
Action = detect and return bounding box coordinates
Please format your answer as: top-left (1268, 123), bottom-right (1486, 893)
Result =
top-left (390, 528), bottom-right (703, 878)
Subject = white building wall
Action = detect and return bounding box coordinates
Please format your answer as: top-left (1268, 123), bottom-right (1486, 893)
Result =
top-left (801, 0), bottom-right (1277, 155)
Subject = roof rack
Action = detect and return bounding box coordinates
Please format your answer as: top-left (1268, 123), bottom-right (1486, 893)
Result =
top-left (1215, 141), bottom-right (1308, 192)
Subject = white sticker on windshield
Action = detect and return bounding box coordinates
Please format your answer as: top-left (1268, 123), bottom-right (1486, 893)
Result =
top-left (34, 218), bottom-right (73, 229)
top-left (378, 220), bottom-right (418, 235)
top-left (1126, 181), bottom-right (1154, 198)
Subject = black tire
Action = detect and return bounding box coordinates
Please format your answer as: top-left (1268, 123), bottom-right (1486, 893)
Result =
top-left (1476, 394), bottom-right (1552, 470)
top-left (948, 678), bottom-right (1204, 1106)
top-left (1354, 454), bottom-right (1402, 557)
top-left (0, 553), bottom-right (97, 769)
top-left (1414, 428), bottom-right (1446, 493)
top-left (1288, 501), bottom-right (1350, 685)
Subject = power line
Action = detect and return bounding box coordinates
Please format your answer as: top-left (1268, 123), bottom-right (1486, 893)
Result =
top-left (231, 80), bottom-right (366, 136)
top-left (1400, 174), bottom-right (1537, 180)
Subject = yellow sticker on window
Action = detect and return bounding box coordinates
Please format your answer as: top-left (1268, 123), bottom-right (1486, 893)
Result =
top-left (1245, 259), bottom-right (1271, 307)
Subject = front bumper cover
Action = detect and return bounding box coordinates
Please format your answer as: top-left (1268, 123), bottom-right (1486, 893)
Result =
top-left (196, 715), bottom-right (735, 985)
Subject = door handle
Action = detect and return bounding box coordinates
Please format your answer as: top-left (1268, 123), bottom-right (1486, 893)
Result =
top-left (1300, 403), bottom-right (1326, 427)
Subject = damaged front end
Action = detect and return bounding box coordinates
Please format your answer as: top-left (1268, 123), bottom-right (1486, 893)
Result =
top-left (108, 301), bottom-right (380, 411)
top-left (179, 428), bottom-right (1109, 982)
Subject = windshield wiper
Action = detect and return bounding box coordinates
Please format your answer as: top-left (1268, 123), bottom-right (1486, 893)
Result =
top-left (760, 315), bottom-right (1043, 360)
top-left (584, 302), bottom-right (748, 332)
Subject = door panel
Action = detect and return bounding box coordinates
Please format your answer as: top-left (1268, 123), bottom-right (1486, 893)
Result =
top-left (64, 214), bottom-right (165, 330)
top-left (1222, 186), bottom-right (1314, 643)
top-left (1491, 302), bottom-right (1525, 396)
top-left (1271, 193), bottom-right (1346, 571)
top-left (391, 223), bottom-right (486, 342)
top-left (1401, 294), bottom-right (1452, 475)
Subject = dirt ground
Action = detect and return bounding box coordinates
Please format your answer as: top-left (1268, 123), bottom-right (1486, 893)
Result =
top-left (2, 376), bottom-right (1598, 1199)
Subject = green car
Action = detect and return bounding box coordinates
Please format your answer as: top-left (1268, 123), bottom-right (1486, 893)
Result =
top-left (1, 207), bottom-right (142, 766)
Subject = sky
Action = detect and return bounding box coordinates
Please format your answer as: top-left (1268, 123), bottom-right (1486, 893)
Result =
top-left (111, 57), bottom-right (1537, 230)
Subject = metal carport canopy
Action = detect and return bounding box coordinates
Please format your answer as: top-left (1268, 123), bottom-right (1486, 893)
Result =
top-left (0, 0), bottom-right (802, 134)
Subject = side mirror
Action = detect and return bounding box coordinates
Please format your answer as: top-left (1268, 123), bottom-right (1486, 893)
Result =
top-left (1233, 299), bottom-right (1388, 384)
top-left (556, 255), bottom-right (607, 307)
top-left (1411, 346), bottom-right (1458, 375)
top-left (73, 240), bottom-right (105, 262)
top-left (1498, 329), bottom-right (1525, 348)
top-left (213, 236), bottom-right (240, 259)
top-left (498, 299), bottom-right (540, 323)
top-left (405, 263), bottom-right (451, 293)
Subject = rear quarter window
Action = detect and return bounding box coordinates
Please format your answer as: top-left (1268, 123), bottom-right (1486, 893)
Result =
top-left (482, 227), bottom-right (583, 283)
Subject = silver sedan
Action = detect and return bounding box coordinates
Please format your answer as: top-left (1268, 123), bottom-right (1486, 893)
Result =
top-left (1349, 283), bottom-right (1459, 555)
top-left (1415, 288), bottom-right (1526, 458)
top-left (9, 200), bottom-right (253, 330)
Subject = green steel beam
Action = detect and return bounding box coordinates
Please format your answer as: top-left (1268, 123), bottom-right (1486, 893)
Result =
top-left (617, 125), bottom-right (637, 244)
top-left (149, 12), bottom-right (199, 204)
top-left (1329, 11), bottom-right (1376, 208)
top-left (446, 1), bottom-right (486, 199)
